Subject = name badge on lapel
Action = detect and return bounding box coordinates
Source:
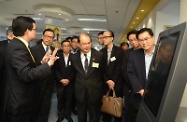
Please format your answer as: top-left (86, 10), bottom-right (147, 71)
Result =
top-left (92, 62), bottom-right (99, 68)
top-left (69, 61), bottom-right (71, 66)
top-left (110, 56), bottom-right (116, 62)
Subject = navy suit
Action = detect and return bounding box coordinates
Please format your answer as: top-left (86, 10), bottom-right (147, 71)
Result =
top-left (127, 49), bottom-right (146, 122)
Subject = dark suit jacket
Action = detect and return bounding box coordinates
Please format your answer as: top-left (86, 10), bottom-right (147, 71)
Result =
top-left (5, 38), bottom-right (52, 115)
top-left (100, 45), bottom-right (124, 96)
top-left (55, 51), bottom-right (74, 88)
top-left (71, 48), bottom-right (104, 103)
top-left (30, 43), bottom-right (55, 90)
top-left (0, 40), bottom-right (8, 84)
top-left (127, 49), bottom-right (146, 108)
top-left (121, 48), bottom-right (134, 96)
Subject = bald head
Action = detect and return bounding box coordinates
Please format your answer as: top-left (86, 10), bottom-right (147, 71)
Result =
top-left (79, 33), bottom-right (92, 53)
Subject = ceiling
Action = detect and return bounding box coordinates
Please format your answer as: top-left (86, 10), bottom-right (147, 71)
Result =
top-left (0, 0), bottom-right (143, 45)
top-left (0, 0), bottom-right (164, 48)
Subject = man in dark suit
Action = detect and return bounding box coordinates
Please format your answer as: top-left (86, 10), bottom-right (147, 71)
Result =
top-left (55, 40), bottom-right (74, 122)
top-left (30, 28), bottom-right (55, 122)
top-left (0, 26), bottom-right (14, 122)
top-left (127, 28), bottom-right (155, 122)
top-left (71, 33), bottom-right (104, 122)
top-left (100, 30), bottom-right (124, 122)
top-left (121, 30), bottom-right (140, 122)
top-left (4, 16), bottom-right (59, 122)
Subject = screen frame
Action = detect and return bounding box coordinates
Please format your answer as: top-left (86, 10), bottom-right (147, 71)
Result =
top-left (136, 22), bottom-right (187, 122)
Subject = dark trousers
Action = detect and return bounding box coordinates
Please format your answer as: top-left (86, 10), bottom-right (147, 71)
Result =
top-left (56, 83), bottom-right (73, 118)
top-left (123, 86), bottom-right (131, 122)
top-left (36, 83), bottom-right (53, 122)
top-left (5, 113), bottom-right (34, 122)
top-left (76, 89), bottom-right (101, 122)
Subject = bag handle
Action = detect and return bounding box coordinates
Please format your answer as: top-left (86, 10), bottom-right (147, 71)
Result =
top-left (106, 89), bottom-right (117, 98)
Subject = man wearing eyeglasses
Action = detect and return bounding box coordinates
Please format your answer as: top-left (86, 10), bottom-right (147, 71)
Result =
top-left (97, 31), bottom-right (104, 50)
top-left (127, 28), bottom-right (155, 122)
top-left (30, 29), bottom-right (55, 122)
top-left (4, 16), bottom-right (58, 122)
top-left (101, 30), bottom-right (124, 122)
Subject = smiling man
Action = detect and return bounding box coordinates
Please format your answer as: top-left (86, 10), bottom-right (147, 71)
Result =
top-left (71, 33), bottom-right (104, 122)
top-left (30, 29), bottom-right (56, 122)
top-left (127, 28), bottom-right (155, 122)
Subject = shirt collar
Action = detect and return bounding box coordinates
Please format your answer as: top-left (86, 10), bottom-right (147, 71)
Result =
top-left (16, 37), bottom-right (29, 47)
top-left (42, 42), bottom-right (49, 50)
top-left (81, 50), bottom-right (91, 59)
top-left (144, 46), bottom-right (155, 56)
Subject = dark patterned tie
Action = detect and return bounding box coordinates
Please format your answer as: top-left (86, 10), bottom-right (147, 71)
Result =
top-left (46, 46), bottom-right (49, 52)
top-left (84, 54), bottom-right (88, 73)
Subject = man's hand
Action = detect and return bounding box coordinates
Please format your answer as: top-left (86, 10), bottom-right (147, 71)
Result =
top-left (47, 48), bottom-right (59, 66)
top-left (41, 49), bottom-right (52, 64)
top-left (60, 79), bottom-right (70, 86)
top-left (107, 80), bottom-right (115, 89)
top-left (138, 89), bottom-right (144, 97)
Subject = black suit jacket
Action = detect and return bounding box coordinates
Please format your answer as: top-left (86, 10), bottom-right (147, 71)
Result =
top-left (55, 51), bottom-right (74, 88)
top-left (71, 48), bottom-right (104, 103)
top-left (121, 48), bottom-right (134, 96)
top-left (0, 40), bottom-right (8, 84)
top-left (30, 43), bottom-right (55, 90)
top-left (127, 49), bottom-right (146, 108)
top-left (5, 38), bottom-right (52, 115)
top-left (100, 45), bottom-right (124, 96)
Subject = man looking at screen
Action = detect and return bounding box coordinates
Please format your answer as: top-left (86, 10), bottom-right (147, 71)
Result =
top-left (127, 28), bottom-right (155, 122)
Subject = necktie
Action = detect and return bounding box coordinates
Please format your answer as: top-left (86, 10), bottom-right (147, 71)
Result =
top-left (46, 46), bottom-right (49, 52)
top-left (84, 54), bottom-right (88, 73)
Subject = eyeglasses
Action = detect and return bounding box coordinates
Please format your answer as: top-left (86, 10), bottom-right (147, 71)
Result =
top-left (138, 37), bottom-right (152, 42)
top-left (102, 36), bottom-right (112, 39)
top-left (129, 38), bottom-right (138, 42)
top-left (97, 37), bottom-right (103, 40)
top-left (43, 35), bottom-right (54, 40)
top-left (32, 28), bottom-right (37, 31)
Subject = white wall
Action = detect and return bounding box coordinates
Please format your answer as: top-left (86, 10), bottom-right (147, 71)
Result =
top-left (137, 0), bottom-right (180, 43)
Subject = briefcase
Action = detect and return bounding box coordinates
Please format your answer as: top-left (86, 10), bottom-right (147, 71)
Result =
top-left (101, 89), bottom-right (123, 117)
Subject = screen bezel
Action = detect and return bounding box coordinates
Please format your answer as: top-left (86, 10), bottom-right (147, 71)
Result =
top-left (139, 22), bottom-right (187, 122)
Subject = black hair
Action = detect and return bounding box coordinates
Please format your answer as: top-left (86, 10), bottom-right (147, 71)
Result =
top-left (71, 35), bottom-right (79, 41)
top-left (127, 30), bottom-right (138, 40)
top-left (61, 39), bottom-right (70, 46)
top-left (98, 31), bottom-right (104, 36)
top-left (12, 16), bottom-right (35, 36)
top-left (136, 28), bottom-right (154, 39)
top-left (43, 28), bottom-right (55, 36)
top-left (120, 42), bottom-right (129, 47)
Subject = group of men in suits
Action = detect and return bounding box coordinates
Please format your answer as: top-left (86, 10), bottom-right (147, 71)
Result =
top-left (0, 15), bottom-right (156, 122)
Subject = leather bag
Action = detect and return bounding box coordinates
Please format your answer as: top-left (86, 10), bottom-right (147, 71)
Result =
top-left (101, 89), bottom-right (123, 117)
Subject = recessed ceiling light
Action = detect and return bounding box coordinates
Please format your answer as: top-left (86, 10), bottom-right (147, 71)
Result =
top-left (38, 13), bottom-right (41, 16)
top-left (66, 19), bottom-right (68, 21)
top-left (58, 13), bottom-right (61, 15)
top-left (133, 22), bottom-right (136, 24)
top-left (82, 28), bottom-right (105, 31)
top-left (136, 17), bottom-right (139, 19)
top-left (141, 9), bottom-right (144, 12)
top-left (78, 18), bottom-right (106, 22)
top-left (32, 17), bottom-right (43, 21)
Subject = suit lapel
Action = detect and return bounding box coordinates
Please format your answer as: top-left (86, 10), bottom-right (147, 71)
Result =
top-left (138, 49), bottom-right (146, 80)
top-left (39, 43), bottom-right (46, 56)
top-left (87, 49), bottom-right (96, 76)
